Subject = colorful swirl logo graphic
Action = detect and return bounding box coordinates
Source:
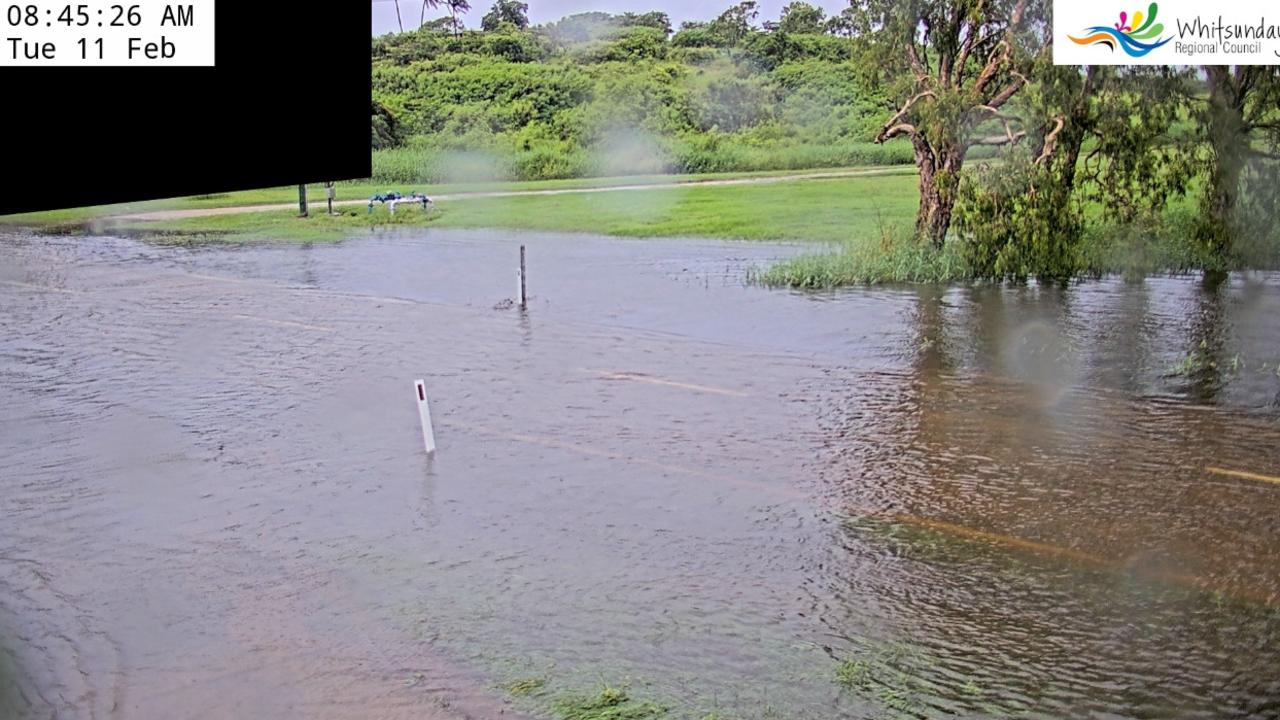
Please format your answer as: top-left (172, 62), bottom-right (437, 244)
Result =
top-left (1068, 2), bottom-right (1173, 57)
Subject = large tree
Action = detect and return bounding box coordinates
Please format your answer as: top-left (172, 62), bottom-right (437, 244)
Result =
top-left (1197, 66), bottom-right (1280, 271)
top-left (861, 0), bottom-right (1048, 246)
top-left (710, 1), bottom-right (759, 46)
top-left (957, 65), bottom-right (1194, 281)
top-left (777, 2), bottom-right (826, 34)
top-left (825, 6), bottom-right (862, 37)
top-left (481, 0), bottom-right (529, 31)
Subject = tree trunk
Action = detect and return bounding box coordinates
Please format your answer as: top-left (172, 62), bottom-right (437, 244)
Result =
top-left (1205, 132), bottom-right (1245, 257)
top-left (913, 137), bottom-right (964, 248)
top-left (1202, 66), bottom-right (1249, 265)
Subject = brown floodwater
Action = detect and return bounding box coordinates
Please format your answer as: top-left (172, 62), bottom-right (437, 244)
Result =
top-left (1, 228), bottom-right (1278, 720)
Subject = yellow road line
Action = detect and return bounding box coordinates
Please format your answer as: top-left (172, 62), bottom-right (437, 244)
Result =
top-left (428, 421), bottom-right (1280, 607)
top-left (448, 421), bottom-right (803, 501)
top-left (232, 314), bottom-right (333, 333)
top-left (1206, 466), bottom-right (1280, 486)
top-left (844, 504), bottom-right (1278, 607)
top-left (594, 370), bottom-right (749, 397)
top-left (893, 513), bottom-right (1108, 566)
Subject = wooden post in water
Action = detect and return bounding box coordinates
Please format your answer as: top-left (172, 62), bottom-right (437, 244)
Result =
top-left (298, 184), bottom-right (309, 218)
top-left (519, 245), bottom-right (527, 310)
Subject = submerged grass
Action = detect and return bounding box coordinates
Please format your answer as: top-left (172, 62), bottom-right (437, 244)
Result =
top-left (97, 205), bottom-right (442, 244)
top-left (760, 205), bottom-right (1280, 288)
top-left (832, 642), bottom-right (933, 716)
top-left (552, 685), bottom-right (668, 720)
top-left (503, 676), bottom-right (550, 697)
top-left (753, 229), bottom-right (970, 287)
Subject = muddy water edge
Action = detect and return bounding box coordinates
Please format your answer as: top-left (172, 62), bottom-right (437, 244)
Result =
top-left (1, 228), bottom-right (1279, 720)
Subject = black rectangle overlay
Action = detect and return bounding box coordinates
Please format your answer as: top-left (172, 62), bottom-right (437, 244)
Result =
top-left (2, 3), bottom-right (371, 215)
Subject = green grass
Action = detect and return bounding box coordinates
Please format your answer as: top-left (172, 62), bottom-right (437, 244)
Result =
top-left (552, 685), bottom-right (668, 720)
top-left (503, 676), bottom-right (550, 697)
top-left (424, 169), bottom-right (918, 241)
top-left (83, 205), bottom-right (444, 244)
top-left (0, 165), bottom-right (913, 228)
top-left (29, 170), bottom-right (919, 246)
top-left (424, 171), bottom-right (917, 241)
top-left (833, 658), bottom-right (875, 690)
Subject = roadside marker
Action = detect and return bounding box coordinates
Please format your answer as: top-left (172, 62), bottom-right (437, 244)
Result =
top-left (415, 379), bottom-right (436, 455)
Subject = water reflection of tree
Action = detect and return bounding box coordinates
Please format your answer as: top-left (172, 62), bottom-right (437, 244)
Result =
top-left (911, 285), bottom-right (951, 383)
top-left (1096, 281), bottom-right (1153, 395)
top-left (1180, 281), bottom-right (1229, 403)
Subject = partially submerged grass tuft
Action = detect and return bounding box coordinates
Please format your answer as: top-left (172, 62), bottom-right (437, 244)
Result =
top-left (503, 676), bottom-right (549, 696)
top-left (757, 203), bottom-right (1280, 287)
top-left (552, 685), bottom-right (667, 720)
top-left (834, 658), bottom-right (875, 690)
top-left (755, 229), bottom-right (971, 287)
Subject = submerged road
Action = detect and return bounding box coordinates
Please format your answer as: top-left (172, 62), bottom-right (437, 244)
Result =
top-left (2, 230), bottom-right (1280, 719)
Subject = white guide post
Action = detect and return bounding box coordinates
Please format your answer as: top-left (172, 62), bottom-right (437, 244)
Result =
top-left (414, 379), bottom-right (436, 455)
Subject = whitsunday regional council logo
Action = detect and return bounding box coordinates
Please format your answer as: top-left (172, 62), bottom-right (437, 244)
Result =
top-left (1053, 0), bottom-right (1280, 65)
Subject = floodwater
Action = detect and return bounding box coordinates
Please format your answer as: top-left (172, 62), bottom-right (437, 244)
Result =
top-left (1, 228), bottom-right (1279, 720)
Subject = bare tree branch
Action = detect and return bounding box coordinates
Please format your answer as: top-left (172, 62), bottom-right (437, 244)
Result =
top-left (877, 123), bottom-right (919, 142)
top-left (1035, 117), bottom-right (1066, 164)
top-left (984, 71), bottom-right (1028, 109)
top-left (972, 131), bottom-right (1028, 146)
top-left (973, 104), bottom-right (1019, 121)
top-left (876, 91), bottom-right (936, 142)
top-left (1008, 0), bottom-right (1029, 28)
top-left (906, 38), bottom-right (929, 84)
top-left (971, 103), bottom-right (1025, 145)
top-left (952, 0), bottom-right (988, 87)
top-left (970, 40), bottom-right (1010, 99)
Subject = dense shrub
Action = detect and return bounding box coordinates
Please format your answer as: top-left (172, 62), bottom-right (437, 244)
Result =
top-left (371, 101), bottom-right (406, 150)
top-left (372, 19), bottom-right (897, 181)
top-left (579, 26), bottom-right (670, 63)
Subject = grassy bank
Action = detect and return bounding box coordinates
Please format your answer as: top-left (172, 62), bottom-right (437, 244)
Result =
top-left (0, 166), bottom-right (911, 228)
top-left (7, 165), bottom-right (1267, 285)
top-left (5, 169), bottom-right (921, 246)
